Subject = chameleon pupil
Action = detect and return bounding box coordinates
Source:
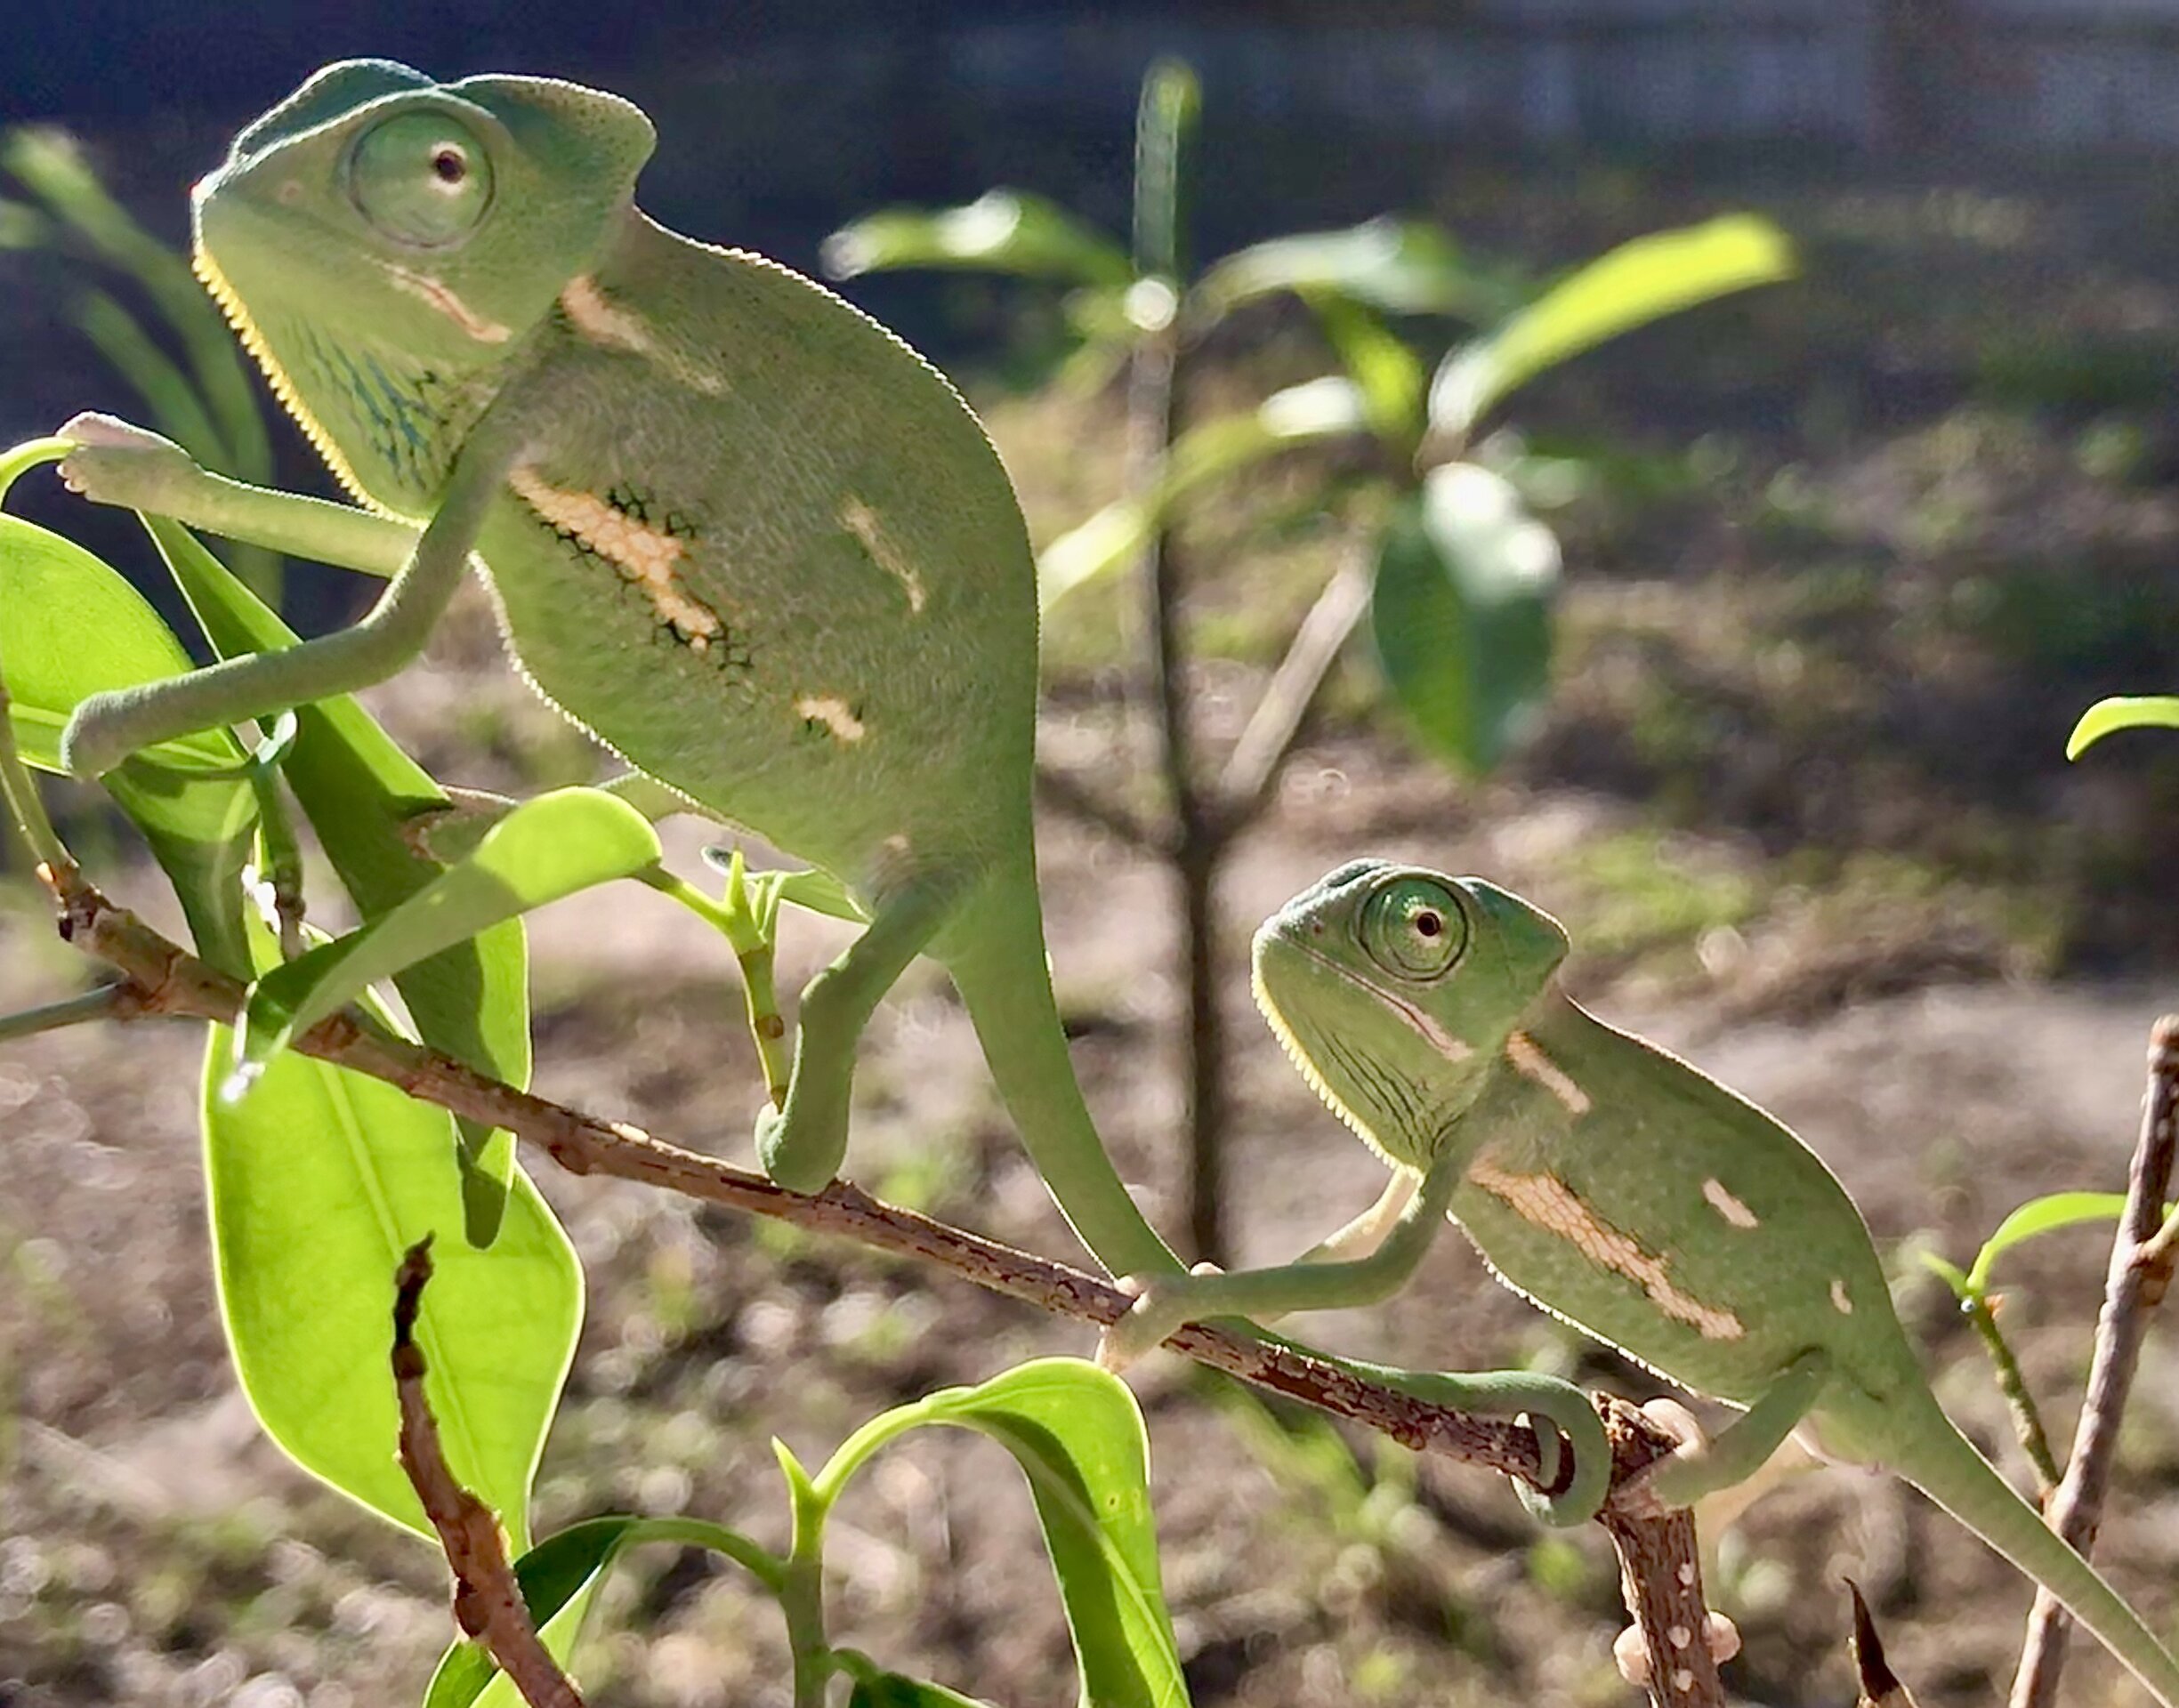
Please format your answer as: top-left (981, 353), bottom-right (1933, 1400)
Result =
top-left (432, 149), bottom-right (466, 183)
top-left (1416, 911), bottom-right (1442, 938)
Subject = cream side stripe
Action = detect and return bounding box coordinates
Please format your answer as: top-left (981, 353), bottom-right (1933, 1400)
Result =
top-left (1468, 1157), bottom-right (1745, 1341)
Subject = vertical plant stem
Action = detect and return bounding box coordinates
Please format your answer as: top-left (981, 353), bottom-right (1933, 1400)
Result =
top-left (2008, 1015), bottom-right (2179, 1708)
top-left (1962, 1293), bottom-right (2061, 1498)
top-left (1123, 62), bottom-right (1230, 1265)
top-left (779, 1454), bottom-right (834, 1708)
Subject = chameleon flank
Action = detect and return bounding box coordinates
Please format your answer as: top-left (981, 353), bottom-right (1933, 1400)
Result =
top-left (50, 59), bottom-right (1175, 1280)
top-left (1102, 859), bottom-right (2179, 1704)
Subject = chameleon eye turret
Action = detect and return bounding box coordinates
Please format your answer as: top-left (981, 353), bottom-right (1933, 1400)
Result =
top-left (1356, 874), bottom-right (1465, 980)
top-left (347, 111), bottom-right (495, 246)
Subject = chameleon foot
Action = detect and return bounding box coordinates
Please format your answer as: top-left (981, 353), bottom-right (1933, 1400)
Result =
top-left (755, 1102), bottom-right (843, 1196)
top-left (57, 413), bottom-right (201, 512)
top-left (1094, 1263), bottom-right (1223, 1371)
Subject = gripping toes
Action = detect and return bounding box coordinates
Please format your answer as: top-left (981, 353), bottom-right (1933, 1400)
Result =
top-left (1094, 1264), bottom-right (1221, 1371)
top-left (56, 413), bottom-right (198, 512)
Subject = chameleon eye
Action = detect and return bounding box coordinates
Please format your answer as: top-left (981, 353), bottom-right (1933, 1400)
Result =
top-left (1358, 877), bottom-right (1466, 980)
top-left (349, 112), bottom-right (493, 246)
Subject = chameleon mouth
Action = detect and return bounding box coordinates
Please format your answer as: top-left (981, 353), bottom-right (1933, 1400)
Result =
top-left (1250, 936), bottom-right (1377, 1152)
top-left (191, 238), bottom-right (376, 511)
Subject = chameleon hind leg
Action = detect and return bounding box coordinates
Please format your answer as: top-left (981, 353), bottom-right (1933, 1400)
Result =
top-left (1640, 1349), bottom-right (1832, 1509)
top-left (54, 415), bottom-right (502, 776)
top-left (756, 876), bottom-right (958, 1193)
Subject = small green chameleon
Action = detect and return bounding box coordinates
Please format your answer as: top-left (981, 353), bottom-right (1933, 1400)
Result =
top-left (1102, 858), bottom-right (2179, 1703)
top-left (46, 60), bottom-right (1176, 1275)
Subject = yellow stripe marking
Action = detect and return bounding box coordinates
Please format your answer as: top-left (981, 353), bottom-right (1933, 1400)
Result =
top-left (1505, 1030), bottom-right (1592, 1116)
top-left (1468, 1157), bottom-right (1745, 1341)
top-left (559, 274), bottom-right (728, 394)
top-left (1829, 1278), bottom-right (1853, 1315)
top-left (839, 495), bottom-right (927, 614)
top-left (1701, 1179), bottom-right (1759, 1229)
top-left (795, 695), bottom-right (866, 742)
top-left (508, 466), bottom-right (722, 648)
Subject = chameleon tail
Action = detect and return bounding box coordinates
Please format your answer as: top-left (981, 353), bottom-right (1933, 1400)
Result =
top-left (1887, 1399), bottom-right (2179, 1706)
top-left (943, 864), bottom-right (1184, 1281)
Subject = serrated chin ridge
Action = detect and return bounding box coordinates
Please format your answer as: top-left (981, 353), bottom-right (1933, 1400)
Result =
top-left (1251, 953), bottom-right (1375, 1148)
top-left (192, 242), bottom-right (378, 512)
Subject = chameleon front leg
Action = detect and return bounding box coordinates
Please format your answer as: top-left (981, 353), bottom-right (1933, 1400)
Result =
top-left (59, 426), bottom-right (514, 777)
top-left (1640, 1349), bottom-right (1832, 1509)
top-left (1097, 1156), bottom-right (1462, 1367)
top-left (756, 878), bottom-right (957, 1193)
top-left (57, 414), bottom-right (418, 576)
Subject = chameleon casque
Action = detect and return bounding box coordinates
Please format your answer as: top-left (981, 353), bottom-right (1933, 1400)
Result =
top-left (49, 59), bottom-right (1182, 1277)
top-left (1102, 859), bottom-right (2179, 1702)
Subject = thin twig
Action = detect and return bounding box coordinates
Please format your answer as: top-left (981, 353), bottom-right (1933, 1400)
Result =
top-left (1031, 762), bottom-right (1163, 854)
top-left (392, 1238), bottom-right (584, 1708)
top-left (0, 984), bottom-right (134, 1044)
top-left (37, 867), bottom-right (1722, 1690)
top-left (1214, 543), bottom-right (1375, 825)
top-left (2009, 1015), bottom-right (2179, 1708)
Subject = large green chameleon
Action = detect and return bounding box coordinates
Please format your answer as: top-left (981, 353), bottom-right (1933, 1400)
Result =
top-left (1100, 858), bottom-right (2179, 1702)
top-left (47, 60), bottom-right (1180, 1275)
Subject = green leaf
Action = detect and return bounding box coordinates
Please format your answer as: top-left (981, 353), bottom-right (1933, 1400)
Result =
top-left (1132, 59), bottom-right (1199, 283)
top-left (1194, 217), bottom-right (1497, 324)
top-left (2067, 696), bottom-right (2179, 759)
top-left (818, 1359), bottom-right (1187, 1708)
top-left (424, 1516), bottom-right (780, 1708)
top-left (1967, 1192), bottom-right (2135, 1296)
top-left (1309, 296), bottom-right (1426, 458)
top-left (205, 966), bottom-right (579, 1549)
top-left (149, 517), bottom-right (532, 1240)
top-left (1371, 463), bottom-right (1560, 774)
top-left (1432, 214), bottom-right (1796, 437)
top-left (822, 191), bottom-right (1133, 289)
top-left (0, 512), bottom-right (257, 975)
top-left (0, 195), bottom-right (51, 247)
top-left (1038, 377), bottom-right (1370, 609)
top-left (233, 787), bottom-right (659, 1082)
top-left (847, 1671), bottom-right (997, 1708)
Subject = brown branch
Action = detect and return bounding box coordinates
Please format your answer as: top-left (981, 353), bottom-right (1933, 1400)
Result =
top-left (38, 867), bottom-right (1722, 1691)
top-left (392, 1238), bottom-right (584, 1708)
top-left (1600, 1397), bottom-right (1734, 1708)
top-left (2009, 1014), bottom-right (2179, 1708)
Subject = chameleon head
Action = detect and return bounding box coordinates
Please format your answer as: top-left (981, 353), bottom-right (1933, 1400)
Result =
top-left (188, 59), bottom-right (656, 504)
top-left (1250, 859), bottom-right (1571, 1168)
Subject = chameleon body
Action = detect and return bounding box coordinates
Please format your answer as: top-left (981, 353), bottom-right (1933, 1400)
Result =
top-left (50, 60), bottom-right (1174, 1276)
top-left (1106, 859), bottom-right (2179, 1703)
